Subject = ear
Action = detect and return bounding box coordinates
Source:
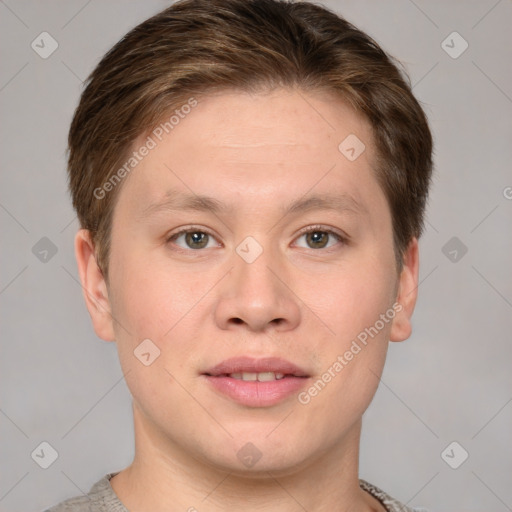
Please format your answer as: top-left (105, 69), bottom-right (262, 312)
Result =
top-left (389, 237), bottom-right (419, 342)
top-left (74, 229), bottom-right (116, 341)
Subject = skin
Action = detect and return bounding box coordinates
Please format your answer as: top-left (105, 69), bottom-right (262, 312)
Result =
top-left (75, 88), bottom-right (419, 512)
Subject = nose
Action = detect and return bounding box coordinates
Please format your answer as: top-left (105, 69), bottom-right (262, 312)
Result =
top-left (214, 243), bottom-right (301, 333)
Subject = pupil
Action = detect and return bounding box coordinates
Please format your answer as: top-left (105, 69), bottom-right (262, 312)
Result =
top-left (308, 231), bottom-right (327, 248)
top-left (187, 232), bottom-right (207, 249)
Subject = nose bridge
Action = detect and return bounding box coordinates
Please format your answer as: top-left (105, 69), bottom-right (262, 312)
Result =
top-left (232, 235), bottom-right (281, 305)
top-left (214, 235), bottom-right (300, 332)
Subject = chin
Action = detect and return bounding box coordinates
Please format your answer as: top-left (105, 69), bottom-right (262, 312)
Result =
top-left (195, 430), bottom-right (320, 477)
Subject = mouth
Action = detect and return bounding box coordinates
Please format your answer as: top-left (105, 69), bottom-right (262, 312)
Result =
top-left (203, 356), bottom-right (309, 378)
top-left (202, 357), bottom-right (310, 407)
top-left (214, 371), bottom-right (288, 381)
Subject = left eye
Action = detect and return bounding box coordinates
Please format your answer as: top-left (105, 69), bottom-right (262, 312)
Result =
top-left (168, 230), bottom-right (218, 250)
top-left (294, 228), bottom-right (344, 250)
top-left (167, 227), bottom-right (344, 251)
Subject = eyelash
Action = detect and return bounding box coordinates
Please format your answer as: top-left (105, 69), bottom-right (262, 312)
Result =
top-left (166, 224), bottom-right (348, 253)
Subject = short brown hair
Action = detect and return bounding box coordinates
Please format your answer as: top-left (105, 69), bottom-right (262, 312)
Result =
top-left (67, 0), bottom-right (433, 280)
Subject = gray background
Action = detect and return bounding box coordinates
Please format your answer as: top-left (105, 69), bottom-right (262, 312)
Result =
top-left (1, 1), bottom-right (511, 510)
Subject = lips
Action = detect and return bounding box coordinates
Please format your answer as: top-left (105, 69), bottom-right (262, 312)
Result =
top-left (204, 356), bottom-right (309, 378)
top-left (202, 357), bottom-right (310, 407)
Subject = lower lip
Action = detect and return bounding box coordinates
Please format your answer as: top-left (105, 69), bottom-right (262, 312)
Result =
top-left (203, 375), bottom-right (309, 407)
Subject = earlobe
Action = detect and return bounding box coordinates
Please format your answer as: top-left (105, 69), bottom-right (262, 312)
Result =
top-left (74, 229), bottom-right (116, 341)
top-left (389, 237), bottom-right (420, 342)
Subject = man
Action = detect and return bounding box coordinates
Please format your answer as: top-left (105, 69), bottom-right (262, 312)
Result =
top-left (45, 0), bottom-right (433, 510)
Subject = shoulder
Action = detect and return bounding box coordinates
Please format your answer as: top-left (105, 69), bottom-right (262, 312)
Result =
top-left (43, 493), bottom-right (93, 512)
top-left (359, 479), bottom-right (415, 512)
top-left (42, 473), bottom-right (127, 512)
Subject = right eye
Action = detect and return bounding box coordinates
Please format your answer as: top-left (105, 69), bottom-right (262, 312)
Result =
top-left (166, 228), bottom-right (221, 250)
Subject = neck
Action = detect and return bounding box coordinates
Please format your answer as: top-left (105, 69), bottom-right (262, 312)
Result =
top-left (110, 402), bottom-right (383, 512)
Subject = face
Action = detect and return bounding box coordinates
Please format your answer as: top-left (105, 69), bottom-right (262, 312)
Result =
top-left (77, 88), bottom-right (418, 475)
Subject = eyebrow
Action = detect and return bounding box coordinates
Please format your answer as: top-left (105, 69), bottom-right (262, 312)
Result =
top-left (138, 189), bottom-right (367, 220)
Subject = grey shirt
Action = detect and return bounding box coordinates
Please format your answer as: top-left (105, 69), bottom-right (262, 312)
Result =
top-left (43, 472), bottom-right (414, 512)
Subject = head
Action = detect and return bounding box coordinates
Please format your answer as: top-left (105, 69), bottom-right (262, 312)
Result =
top-left (71, 0), bottom-right (432, 474)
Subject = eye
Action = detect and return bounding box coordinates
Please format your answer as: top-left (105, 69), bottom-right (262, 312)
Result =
top-left (166, 225), bottom-right (347, 252)
top-left (167, 228), bottom-right (219, 250)
top-left (293, 226), bottom-right (346, 250)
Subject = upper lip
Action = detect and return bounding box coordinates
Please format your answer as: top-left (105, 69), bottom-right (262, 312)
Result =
top-left (204, 357), bottom-right (309, 377)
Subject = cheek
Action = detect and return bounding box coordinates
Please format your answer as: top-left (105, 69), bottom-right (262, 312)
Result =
top-left (109, 252), bottom-right (195, 342)
top-left (108, 253), bottom-right (208, 385)
top-left (304, 259), bottom-right (397, 343)
top-left (108, 265), bottom-right (195, 412)
top-left (297, 270), bottom-right (393, 434)
top-left (298, 257), bottom-right (396, 401)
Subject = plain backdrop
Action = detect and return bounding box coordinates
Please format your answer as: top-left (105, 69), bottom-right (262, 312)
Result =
top-left (1, 1), bottom-right (511, 511)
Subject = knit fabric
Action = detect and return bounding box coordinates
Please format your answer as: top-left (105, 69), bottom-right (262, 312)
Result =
top-left (44, 472), bottom-right (414, 511)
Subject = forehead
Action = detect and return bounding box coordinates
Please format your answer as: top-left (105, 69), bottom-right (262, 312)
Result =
top-left (168, 88), bottom-right (372, 162)
top-left (115, 88), bottom-right (385, 220)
